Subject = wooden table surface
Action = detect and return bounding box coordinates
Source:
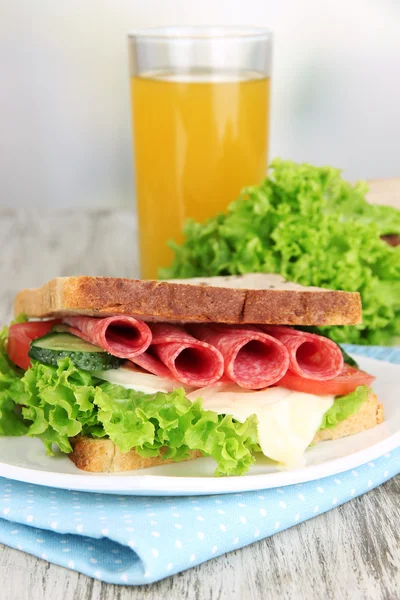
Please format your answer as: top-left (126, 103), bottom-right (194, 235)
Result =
top-left (0, 209), bottom-right (399, 600)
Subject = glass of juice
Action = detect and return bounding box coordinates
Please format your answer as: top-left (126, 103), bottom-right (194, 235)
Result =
top-left (128, 26), bottom-right (272, 279)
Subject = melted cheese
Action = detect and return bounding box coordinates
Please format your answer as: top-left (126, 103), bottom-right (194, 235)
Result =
top-left (187, 385), bottom-right (334, 467)
top-left (95, 369), bottom-right (334, 467)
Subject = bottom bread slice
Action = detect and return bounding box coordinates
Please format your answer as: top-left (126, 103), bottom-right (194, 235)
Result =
top-left (313, 393), bottom-right (383, 443)
top-left (69, 393), bottom-right (383, 473)
top-left (69, 439), bottom-right (203, 473)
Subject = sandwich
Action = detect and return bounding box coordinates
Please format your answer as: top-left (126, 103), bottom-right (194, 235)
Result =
top-left (0, 273), bottom-right (382, 476)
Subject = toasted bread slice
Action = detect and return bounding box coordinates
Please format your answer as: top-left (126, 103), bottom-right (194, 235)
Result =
top-left (313, 392), bottom-right (383, 442)
top-left (68, 393), bottom-right (383, 473)
top-left (69, 439), bottom-right (202, 473)
top-left (14, 274), bottom-right (361, 326)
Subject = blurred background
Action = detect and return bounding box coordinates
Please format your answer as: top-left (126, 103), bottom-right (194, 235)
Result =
top-left (0, 0), bottom-right (399, 209)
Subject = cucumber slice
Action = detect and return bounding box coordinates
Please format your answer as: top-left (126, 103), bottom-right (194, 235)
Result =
top-left (29, 332), bottom-right (122, 371)
top-left (33, 332), bottom-right (105, 353)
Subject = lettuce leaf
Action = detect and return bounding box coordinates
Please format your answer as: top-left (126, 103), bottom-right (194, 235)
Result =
top-left (96, 383), bottom-right (259, 476)
top-left (10, 358), bottom-right (100, 454)
top-left (161, 159), bottom-right (400, 346)
top-left (319, 386), bottom-right (370, 430)
top-left (6, 358), bottom-right (259, 476)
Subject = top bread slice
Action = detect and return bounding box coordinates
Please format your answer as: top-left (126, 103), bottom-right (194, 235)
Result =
top-left (14, 273), bottom-right (362, 326)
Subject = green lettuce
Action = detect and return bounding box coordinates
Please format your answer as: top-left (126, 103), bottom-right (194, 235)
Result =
top-left (161, 159), bottom-right (400, 346)
top-left (10, 358), bottom-right (99, 454)
top-left (319, 386), bottom-right (370, 430)
top-left (6, 357), bottom-right (259, 476)
top-left (96, 383), bottom-right (260, 476)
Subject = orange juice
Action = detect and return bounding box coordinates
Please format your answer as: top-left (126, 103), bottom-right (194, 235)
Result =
top-left (131, 70), bottom-right (270, 279)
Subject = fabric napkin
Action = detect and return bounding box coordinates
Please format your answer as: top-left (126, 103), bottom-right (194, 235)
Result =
top-left (0, 345), bottom-right (399, 586)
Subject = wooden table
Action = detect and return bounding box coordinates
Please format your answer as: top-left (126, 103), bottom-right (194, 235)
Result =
top-left (0, 209), bottom-right (399, 600)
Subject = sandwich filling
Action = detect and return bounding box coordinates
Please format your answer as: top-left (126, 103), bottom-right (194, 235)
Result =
top-left (95, 367), bottom-right (335, 466)
top-left (32, 316), bottom-right (346, 389)
top-left (0, 316), bottom-right (375, 475)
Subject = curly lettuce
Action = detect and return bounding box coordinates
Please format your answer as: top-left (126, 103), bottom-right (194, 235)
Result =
top-left (96, 382), bottom-right (259, 476)
top-left (6, 357), bottom-right (259, 476)
top-left (319, 386), bottom-right (369, 430)
top-left (161, 159), bottom-right (400, 346)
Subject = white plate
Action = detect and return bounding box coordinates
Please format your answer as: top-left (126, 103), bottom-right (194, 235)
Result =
top-left (0, 356), bottom-right (398, 496)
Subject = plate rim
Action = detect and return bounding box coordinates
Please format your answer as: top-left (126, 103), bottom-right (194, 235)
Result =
top-left (0, 429), bottom-right (398, 495)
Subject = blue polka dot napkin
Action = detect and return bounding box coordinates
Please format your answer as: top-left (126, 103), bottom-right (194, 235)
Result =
top-left (0, 345), bottom-right (399, 586)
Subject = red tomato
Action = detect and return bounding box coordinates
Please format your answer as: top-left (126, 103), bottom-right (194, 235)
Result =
top-left (279, 364), bottom-right (375, 396)
top-left (7, 321), bottom-right (59, 370)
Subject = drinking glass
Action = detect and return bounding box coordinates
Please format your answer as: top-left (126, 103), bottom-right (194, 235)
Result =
top-left (128, 26), bottom-right (273, 279)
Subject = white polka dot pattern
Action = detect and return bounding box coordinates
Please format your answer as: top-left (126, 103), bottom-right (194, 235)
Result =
top-left (0, 346), bottom-right (398, 586)
top-left (0, 448), bottom-right (397, 586)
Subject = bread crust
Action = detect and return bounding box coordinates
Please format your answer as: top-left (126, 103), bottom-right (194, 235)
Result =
top-left (14, 275), bottom-right (362, 326)
top-left (69, 437), bottom-right (203, 473)
top-left (312, 392), bottom-right (383, 443)
top-left (68, 393), bottom-right (383, 473)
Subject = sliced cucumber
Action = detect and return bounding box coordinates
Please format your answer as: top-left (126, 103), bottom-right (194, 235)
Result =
top-left (33, 332), bottom-right (105, 353)
top-left (29, 332), bottom-right (122, 371)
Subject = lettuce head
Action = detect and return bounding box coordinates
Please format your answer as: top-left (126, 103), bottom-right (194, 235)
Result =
top-left (161, 159), bottom-right (400, 346)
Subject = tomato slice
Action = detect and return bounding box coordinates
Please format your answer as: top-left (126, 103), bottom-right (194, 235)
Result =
top-left (7, 321), bottom-right (60, 370)
top-left (279, 364), bottom-right (375, 396)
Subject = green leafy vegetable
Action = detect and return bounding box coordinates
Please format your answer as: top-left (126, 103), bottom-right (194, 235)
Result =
top-left (319, 386), bottom-right (370, 430)
top-left (11, 358), bottom-right (99, 453)
top-left (5, 357), bottom-right (259, 476)
top-left (161, 159), bottom-right (400, 346)
top-left (96, 383), bottom-right (259, 476)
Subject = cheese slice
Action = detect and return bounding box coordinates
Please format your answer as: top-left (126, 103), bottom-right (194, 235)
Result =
top-left (187, 385), bottom-right (334, 467)
top-left (95, 368), bottom-right (334, 467)
top-left (94, 366), bottom-right (194, 394)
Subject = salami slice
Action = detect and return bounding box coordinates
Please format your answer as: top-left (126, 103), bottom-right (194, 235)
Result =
top-left (131, 323), bottom-right (224, 387)
top-left (130, 351), bottom-right (173, 380)
top-left (62, 315), bottom-right (152, 359)
top-left (188, 324), bottom-right (290, 390)
top-left (261, 326), bottom-right (344, 381)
